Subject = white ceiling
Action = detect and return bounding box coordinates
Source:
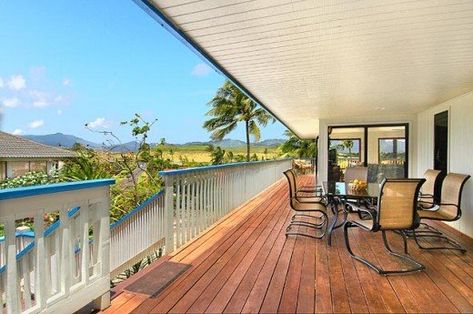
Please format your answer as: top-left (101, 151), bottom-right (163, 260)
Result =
top-left (148, 0), bottom-right (473, 138)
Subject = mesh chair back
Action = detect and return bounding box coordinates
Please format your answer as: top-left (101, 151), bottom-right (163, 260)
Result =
top-left (283, 170), bottom-right (297, 206)
top-left (438, 173), bottom-right (471, 219)
top-left (345, 167), bottom-right (368, 183)
top-left (378, 179), bottom-right (425, 230)
top-left (422, 169), bottom-right (442, 196)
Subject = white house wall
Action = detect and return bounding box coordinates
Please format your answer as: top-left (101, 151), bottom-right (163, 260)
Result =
top-left (417, 91), bottom-right (473, 237)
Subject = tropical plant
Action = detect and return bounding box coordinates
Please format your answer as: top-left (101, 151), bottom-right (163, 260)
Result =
top-left (207, 144), bottom-right (226, 165)
top-left (203, 80), bottom-right (275, 161)
top-left (279, 130), bottom-right (317, 158)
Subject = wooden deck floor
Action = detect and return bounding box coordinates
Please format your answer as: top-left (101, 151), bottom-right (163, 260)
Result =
top-left (104, 176), bottom-right (473, 313)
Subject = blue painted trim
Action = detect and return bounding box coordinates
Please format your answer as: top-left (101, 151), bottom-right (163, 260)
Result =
top-left (159, 159), bottom-right (292, 177)
top-left (0, 179), bottom-right (115, 200)
top-left (133, 0), bottom-right (300, 138)
top-left (110, 189), bottom-right (164, 230)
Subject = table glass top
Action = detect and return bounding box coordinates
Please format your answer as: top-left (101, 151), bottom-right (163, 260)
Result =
top-left (322, 181), bottom-right (380, 198)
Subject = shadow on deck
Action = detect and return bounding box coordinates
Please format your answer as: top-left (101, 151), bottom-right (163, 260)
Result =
top-left (104, 176), bottom-right (473, 313)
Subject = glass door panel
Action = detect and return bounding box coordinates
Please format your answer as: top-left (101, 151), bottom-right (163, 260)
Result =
top-left (328, 127), bottom-right (365, 181)
top-left (367, 126), bottom-right (407, 181)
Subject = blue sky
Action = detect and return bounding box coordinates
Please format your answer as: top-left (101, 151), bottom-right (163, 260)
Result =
top-left (0, 1), bottom-right (286, 144)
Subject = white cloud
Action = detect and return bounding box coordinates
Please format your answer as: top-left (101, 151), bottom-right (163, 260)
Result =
top-left (12, 129), bottom-right (23, 135)
top-left (28, 119), bottom-right (44, 129)
top-left (57, 109), bottom-right (63, 115)
top-left (0, 77), bottom-right (3, 88)
top-left (86, 117), bottom-right (110, 129)
top-left (33, 100), bottom-right (49, 108)
top-left (8, 75), bottom-right (26, 90)
top-left (63, 78), bottom-right (71, 86)
top-left (30, 90), bottom-right (51, 108)
top-left (2, 97), bottom-right (19, 108)
top-left (191, 63), bottom-right (212, 77)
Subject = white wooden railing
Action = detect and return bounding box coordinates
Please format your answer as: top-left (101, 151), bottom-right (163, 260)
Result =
top-left (160, 159), bottom-right (292, 252)
top-left (0, 179), bottom-right (114, 314)
top-left (110, 190), bottom-right (166, 278)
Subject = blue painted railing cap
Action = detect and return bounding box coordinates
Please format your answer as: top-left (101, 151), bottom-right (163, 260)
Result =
top-left (159, 159), bottom-right (292, 177)
top-left (0, 179), bottom-right (115, 200)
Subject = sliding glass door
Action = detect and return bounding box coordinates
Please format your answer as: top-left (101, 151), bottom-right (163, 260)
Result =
top-left (328, 124), bottom-right (408, 182)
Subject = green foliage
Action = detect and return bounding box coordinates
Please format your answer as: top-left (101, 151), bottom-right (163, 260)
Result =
top-left (280, 130), bottom-right (317, 158)
top-left (61, 149), bottom-right (109, 181)
top-left (203, 80), bottom-right (275, 161)
top-left (207, 145), bottom-right (226, 165)
top-left (0, 171), bottom-right (63, 189)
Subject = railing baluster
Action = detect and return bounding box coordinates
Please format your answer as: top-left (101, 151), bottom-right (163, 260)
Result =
top-left (5, 218), bottom-right (20, 314)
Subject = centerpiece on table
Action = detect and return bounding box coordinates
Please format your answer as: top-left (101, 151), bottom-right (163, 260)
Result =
top-left (348, 179), bottom-right (368, 193)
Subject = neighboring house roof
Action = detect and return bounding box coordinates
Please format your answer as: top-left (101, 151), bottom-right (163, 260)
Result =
top-left (0, 131), bottom-right (77, 159)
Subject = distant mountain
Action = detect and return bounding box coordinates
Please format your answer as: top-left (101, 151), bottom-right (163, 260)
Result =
top-left (254, 139), bottom-right (285, 147)
top-left (23, 133), bottom-right (99, 148)
top-left (23, 133), bottom-right (285, 151)
top-left (109, 141), bottom-right (140, 152)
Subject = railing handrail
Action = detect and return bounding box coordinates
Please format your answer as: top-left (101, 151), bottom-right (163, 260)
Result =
top-left (159, 158), bottom-right (292, 177)
top-left (110, 189), bottom-right (164, 230)
top-left (0, 178), bottom-right (115, 200)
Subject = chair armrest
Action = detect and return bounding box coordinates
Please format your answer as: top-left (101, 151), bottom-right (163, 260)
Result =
top-left (419, 192), bottom-right (434, 198)
top-left (349, 203), bottom-right (378, 221)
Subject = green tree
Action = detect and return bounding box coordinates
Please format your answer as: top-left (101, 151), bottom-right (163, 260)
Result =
top-left (207, 144), bottom-right (226, 165)
top-left (338, 140), bottom-right (354, 165)
top-left (203, 80), bottom-right (274, 161)
top-left (279, 130), bottom-right (317, 158)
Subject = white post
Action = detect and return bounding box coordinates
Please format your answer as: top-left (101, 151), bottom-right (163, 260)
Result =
top-left (164, 176), bottom-right (175, 254)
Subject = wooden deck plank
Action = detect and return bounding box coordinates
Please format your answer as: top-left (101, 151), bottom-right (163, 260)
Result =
top-left (222, 206), bottom-right (291, 313)
top-left (185, 195), bottom-right (289, 313)
top-left (203, 198), bottom-right (292, 313)
top-left (278, 232), bottom-right (307, 313)
top-left (333, 229), bottom-right (369, 313)
top-left (296, 235), bottom-right (316, 313)
top-left (314, 232), bottom-right (333, 313)
top-left (326, 230), bottom-right (351, 313)
top-left (104, 175), bottom-right (473, 314)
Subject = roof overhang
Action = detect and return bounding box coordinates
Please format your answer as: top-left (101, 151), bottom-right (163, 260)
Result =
top-left (135, 0), bottom-right (473, 139)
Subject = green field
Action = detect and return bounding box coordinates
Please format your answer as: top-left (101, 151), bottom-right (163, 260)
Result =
top-left (159, 144), bottom-right (281, 163)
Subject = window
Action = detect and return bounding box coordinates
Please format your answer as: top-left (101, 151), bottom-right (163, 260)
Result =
top-left (378, 138), bottom-right (406, 165)
top-left (7, 161), bottom-right (30, 178)
top-left (30, 161), bottom-right (48, 173)
top-left (329, 138), bottom-right (362, 166)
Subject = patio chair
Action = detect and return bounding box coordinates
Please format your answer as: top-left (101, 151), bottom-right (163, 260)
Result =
top-left (344, 178), bottom-right (426, 275)
top-left (284, 170), bottom-right (328, 239)
top-left (418, 169), bottom-right (442, 210)
top-left (344, 167), bottom-right (368, 183)
top-left (413, 173), bottom-right (471, 253)
top-left (288, 168), bottom-right (323, 198)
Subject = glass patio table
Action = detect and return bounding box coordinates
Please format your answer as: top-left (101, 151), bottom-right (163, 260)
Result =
top-left (322, 181), bottom-right (380, 245)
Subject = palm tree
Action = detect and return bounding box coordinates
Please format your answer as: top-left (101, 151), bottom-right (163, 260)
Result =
top-left (279, 130), bottom-right (317, 158)
top-left (204, 80), bottom-right (275, 161)
top-left (339, 140), bottom-right (354, 165)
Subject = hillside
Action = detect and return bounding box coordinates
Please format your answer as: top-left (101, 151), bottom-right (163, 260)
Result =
top-left (23, 133), bottom-right (285, 150)
top-left (24, 133), bottom-right (99, 148)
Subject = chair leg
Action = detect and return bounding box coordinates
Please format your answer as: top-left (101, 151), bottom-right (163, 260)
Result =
top-left (286, 212), bottom-right (328, 239)
top-left (344, 224), bottom-right (425, 276)
top-left (291, 213), bottom-right (326, 227)
top-left (412, 225), bottom-right (466, 254)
